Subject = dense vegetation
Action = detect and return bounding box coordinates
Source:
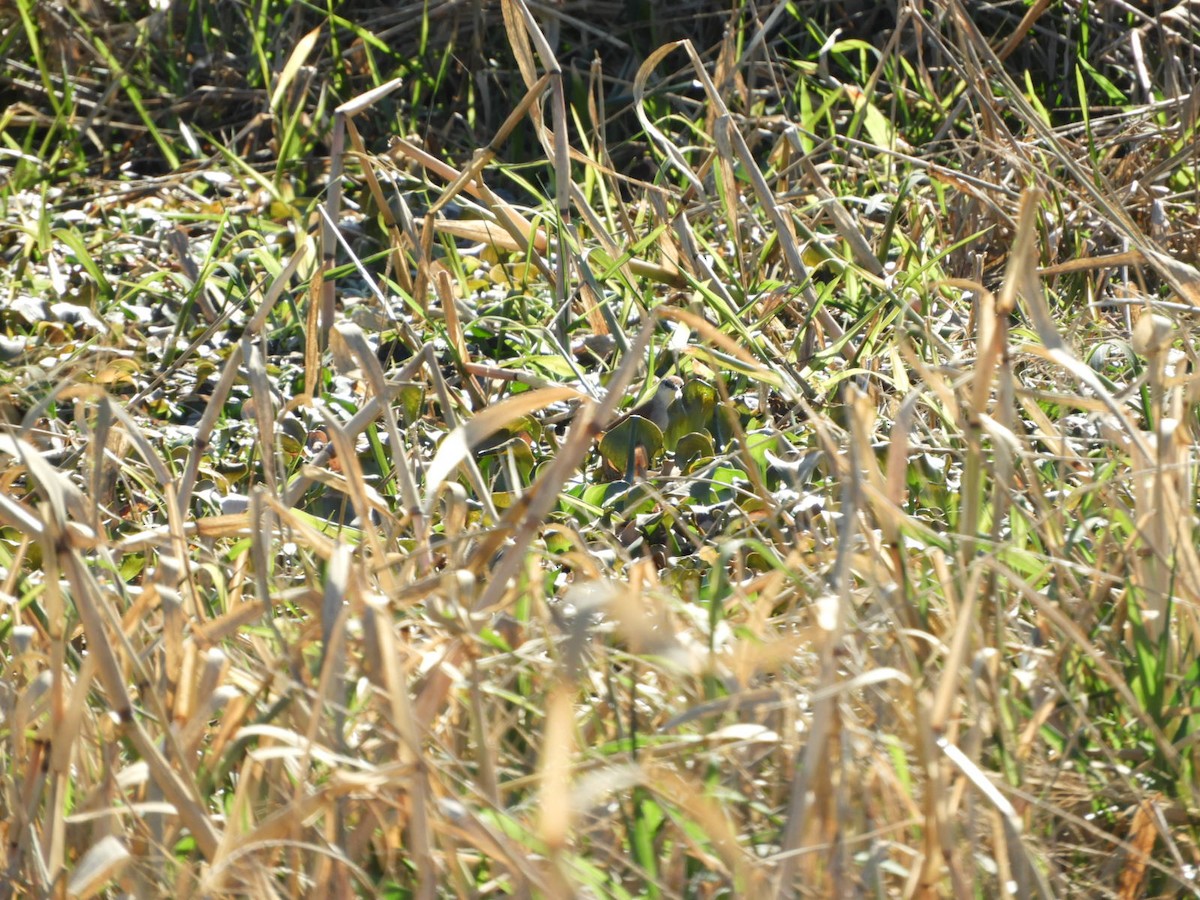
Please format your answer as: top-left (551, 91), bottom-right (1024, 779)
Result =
top-left (2, 0), bottom-right (1199, 895)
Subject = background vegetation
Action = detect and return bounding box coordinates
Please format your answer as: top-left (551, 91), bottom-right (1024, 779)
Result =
top-left (1, 0), bottom-right (1199, 895)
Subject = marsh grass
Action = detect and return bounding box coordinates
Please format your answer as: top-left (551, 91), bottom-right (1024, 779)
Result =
top-left (2, 0), bottom-right (1200, 896)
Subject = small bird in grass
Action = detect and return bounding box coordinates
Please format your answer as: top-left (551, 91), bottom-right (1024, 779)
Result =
top-left (598, 375), bottom-right (683, 480)
top-left (535, 374), bottom-right (682, 435)
top-left (606, 375), bottom-right (683, 433)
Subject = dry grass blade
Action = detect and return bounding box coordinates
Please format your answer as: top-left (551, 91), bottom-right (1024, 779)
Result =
top-left (0, 488), bottom-right (46, 537)
top-left (55, 545), bottom-right (222, 860)
top-left (498, 0), bottom-right (572, 329)
top-left (269, 25), bottom-right (321, 113)
top-left (797, 156), bottom-right (885, 278)
top-left (422, 385), bottom-right (587, 515)
top-left (241, 335), bottom-right (279, 495)
top-left (643, 762), bottom-right (758, 889)
top-left (0, 434), bottom-right (86, 530)
top-left (352, 143), bottom-right (418, 280)
top-left (421, 215), bottom-right (546, 253)
top-left (632, 42), bottom-right (707, 194)
top-left (331, 322), bottom-right (427, 534)
top-left (430, 74), bottom-right (554, 222)
top-left (939, 738), bottom-right (1053, 898)
top-left (1006, 190), bottom-right (1152, 462)
top-left (537, 685), bottom-right (574, 853)
top-left (1116, 796), bottom-right (1162, 900)
top-left (174, 341), bottom-right (245, 519)
top-left (774, 383), bottom-right (873, 893)
top-left (66, 835), bottom-right (131, 900)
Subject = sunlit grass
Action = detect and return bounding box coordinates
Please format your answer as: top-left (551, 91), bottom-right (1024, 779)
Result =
top-left (1, 0), bottom-right (1199, 897)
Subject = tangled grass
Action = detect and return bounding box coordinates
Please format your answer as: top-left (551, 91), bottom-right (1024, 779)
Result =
top-left (2, 0), bottom-right (1200, 896)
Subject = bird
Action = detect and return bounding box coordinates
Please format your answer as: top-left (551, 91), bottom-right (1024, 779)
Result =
top-left (598, 375), bottom-right (683, 480)
top-left (606, 375), bottom-right (682, 433)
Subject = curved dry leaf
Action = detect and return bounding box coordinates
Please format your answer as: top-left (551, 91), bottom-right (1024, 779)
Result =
top-left (632, 41), bottom-right (706, 193)
top-left (0, 433), bottom-right (83, 531)
top-left (424, 215), bottom-right (548, 253)
top-left (423, 387), bottom-right (589, 514)
top-left (270, 25), bottom-right (321, 112)
top-left (67, 835), bottom-right (130, 900)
